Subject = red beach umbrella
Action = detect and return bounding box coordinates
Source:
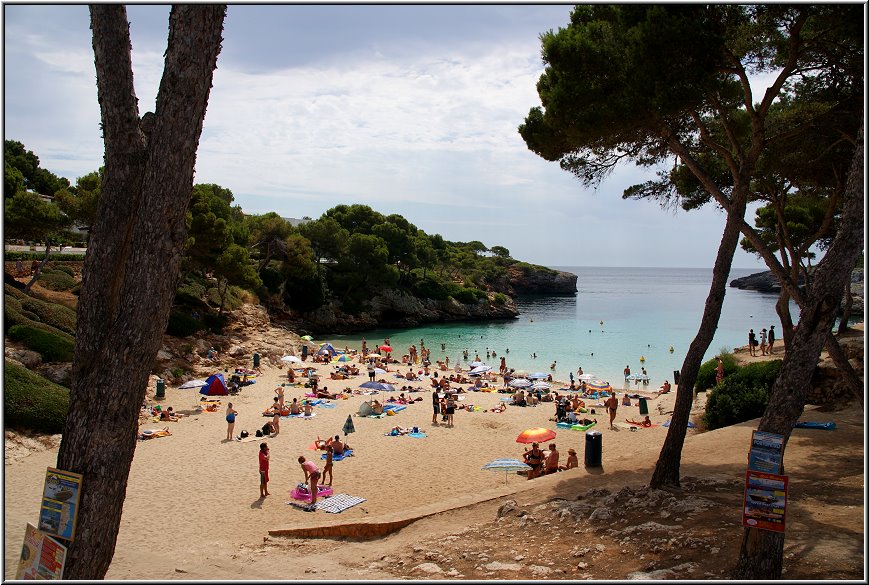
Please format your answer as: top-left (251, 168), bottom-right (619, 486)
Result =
top-left (516, 427), bottom-right (557, 444)
top-left (379, 345), bottom-right (392, 353)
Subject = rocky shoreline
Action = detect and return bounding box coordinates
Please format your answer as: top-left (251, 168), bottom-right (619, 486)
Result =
top-left (729, 268), bottom-right (864, 317)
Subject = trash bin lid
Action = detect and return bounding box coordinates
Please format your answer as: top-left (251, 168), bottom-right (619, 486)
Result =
top-left (586, 430), bottom-right (601, 437)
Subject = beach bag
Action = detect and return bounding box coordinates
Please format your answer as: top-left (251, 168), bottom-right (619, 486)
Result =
top-left (255, 429), bottom-right (263, 437)
top-left (240, 430), bottom-right (249, 439)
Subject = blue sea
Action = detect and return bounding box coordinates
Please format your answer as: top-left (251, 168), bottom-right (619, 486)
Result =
top-left (328, 266), bottom-right (794, 387)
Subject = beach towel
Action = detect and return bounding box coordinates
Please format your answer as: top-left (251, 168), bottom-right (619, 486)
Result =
top-left (286, 413), bottom-right (317, 419)
top-left (383, 404), bottom-right (407, 412)
top-left (316, 402), bottom-right (337, 409)
top-left (662, 420), bottom-right (696, 428)
top-left (367, 413), bottom-right (388, 419)
top-left (795, 421), bottom-right (837, 430)
top-left (313, 494), bottom-right (366, 514)
top-left (408, 432), bottom-right (427, 438)
top-left (625, 421), bottom-right (659, 428)
top-left (322, 449), bottom-right (353, 461)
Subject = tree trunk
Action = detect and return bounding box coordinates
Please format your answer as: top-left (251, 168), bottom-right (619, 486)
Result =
top-left (732, 121), bottom-right (863, 579)
top-left (774, 289), bottom-right (794, 354)
top-left (837, 281), bottom-right (853, 334)
top-left (650, 188), bottom-right (748, 488)
top-left (22, 243), bottom-right (53, 293)
top-left (824, 332), bottom-right (864, 406)
top-left (55, 6), bottom-right (225, 579)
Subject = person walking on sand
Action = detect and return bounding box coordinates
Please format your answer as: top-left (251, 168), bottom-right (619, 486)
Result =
top-left (768, 325), bottom-right (776, 354)
top-left (760, 327), bottom-right (768, 356)
top-left (748, 329), bottom-right (758, 356)
top-left (299, 456), bottom-right (321, 511)
top-left (432, 388), bottom-right (440, 425)
top-left (225, 402), bottom-right (238, 440)
top-left (259, 443), bottom-right (270, 497)
top-left (605, 393), bottom-right (619, 429)
top-left (320, 445), bottom-right (333, 486)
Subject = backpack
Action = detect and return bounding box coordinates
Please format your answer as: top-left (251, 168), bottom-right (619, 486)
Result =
top-left (240, 430), bottom-right (249, 439)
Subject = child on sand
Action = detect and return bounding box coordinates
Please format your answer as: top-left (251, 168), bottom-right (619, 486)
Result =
top-left (320, 445), bottom-right (333, 486)
top-left (560, 448), bottom-right (578, 470)
top-left (259, 443), bottom-right (270, 497)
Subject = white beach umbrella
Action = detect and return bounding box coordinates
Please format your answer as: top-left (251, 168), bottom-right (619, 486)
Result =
top-left (577, 373), bottom-right (595, 382)
top-left (178, 379), bottom-right (207, 389)
top-left (281, 355), bottom-right (302, 364)
top-left (508, 378), bottom-right (532, 388)
top-left (469, 360), bottom-right (484, 368)
top-left (470, 365), bottom-right (491, 375)
top-left (530, 381), bottom-right (551, 391)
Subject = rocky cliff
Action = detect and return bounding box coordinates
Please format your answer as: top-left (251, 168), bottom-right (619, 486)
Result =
top-left (277, 288), bottom-right (520, 335)
top-left (499, 265), bottom-right (577, 296)
top-left (730, 268), bottom-right (863, 317)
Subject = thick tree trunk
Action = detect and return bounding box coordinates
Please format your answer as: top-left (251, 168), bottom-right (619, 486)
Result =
top-left (837, 282), bottom-right (853, 334)
top-left (732, 122), bottom-right (863, 579)
top-left (824, 332), bottom-right (864, 406)
top-left (650, 189), bottom-right (748, 488)
top-left (774, 289), bottom-right (794, 354)
top-left (55, 6), bottom-right (225, 579)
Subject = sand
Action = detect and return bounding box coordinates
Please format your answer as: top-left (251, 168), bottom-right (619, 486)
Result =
top-left (4, 354), bottom-right (706, 579)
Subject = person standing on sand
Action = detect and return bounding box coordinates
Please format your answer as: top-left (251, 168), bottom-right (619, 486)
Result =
top-left (432, 388), bottom-right (440, 425)
top-left (716, 357), bottom-right (725, 385)
top-left (259, 443), bottom-right (270, 497)
top-left (748, 329), bottom-right (758, 356)
top-left (320, 445), bottom-right (333, 486)
top-left (760, 328), bottom-right (768, 355)
top-left (768, 325), bottom-right (776, 354)
top-left (299, 456), bottom-right (321, 511)
top-left (605, 393), bottom-right (618, 429)
top-left (275, 385), bottom-right (285, 409)
top-left (225, 402), bottom-right (238, 440)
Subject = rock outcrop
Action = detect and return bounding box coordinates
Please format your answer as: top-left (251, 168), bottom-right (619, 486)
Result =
top-left (280, 289), bottom-right (520, 335)
top-left (501, 265), bottom-right (577, 295)
top-left (730, 268), bottom-right (863, 317)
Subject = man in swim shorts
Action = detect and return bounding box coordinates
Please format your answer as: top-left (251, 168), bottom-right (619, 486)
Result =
top-left (259, 443), bottom-right (270, 497)
top-left (605, 394), bottom-right (618, 429)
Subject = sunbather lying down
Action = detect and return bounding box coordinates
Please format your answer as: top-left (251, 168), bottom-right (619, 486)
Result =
top-left (138, 427), bottom-right (172, 440)
top-left (385, 425), bottom-right (424, 436)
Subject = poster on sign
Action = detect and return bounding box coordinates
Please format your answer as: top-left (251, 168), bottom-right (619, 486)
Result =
top-left (38, 467), bottom-right (83, 542)
top-left (742, 470), bottom-right (788, 532)
top-left (748, 430), bottom-right (784, 473)
top-left (16, 523), bottom-right (67, 579)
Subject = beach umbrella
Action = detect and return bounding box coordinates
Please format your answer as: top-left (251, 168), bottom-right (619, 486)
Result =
top-left (332, 354), bottom-right (353, 363)
top-left (528, 372), bottom-right (549, 380)
top-left (178, 379), bottom-right (207, 389)
top-left (513, 370), bottom-right (528, 377)
top-left (516, 428), bottom-right (557, 444)
top-left (508, 378), bottom-right (532, 388)
top-left (366, 352), bottom-right (381, 358)
top-left (482, 458), bottom-right (531, 485)
top-left (300, 335), bottom-right (314, 341)
top-left (379, 345), bottom-right (392, 353)
top-left (281, 355), bottom-right (302, 364)
top-left (587, 379), bottom-right (612, 393)
top-left (577, 373), bottom-right (595, 382)
top-left (469, 360), bottom-right (484, 368)
top-left (360, 381), bottom-right (396, 393)
top-left (374, 368), bottom-right (387, 375)
top-left (470, 365), bottom-right (491, 375)
top-left (530, 381), bottom-right (551, 391)
top-left (342, 414), bottom-right (356, 436)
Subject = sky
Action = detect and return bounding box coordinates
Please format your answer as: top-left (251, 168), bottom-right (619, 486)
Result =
top-left (3, 3), bottom-right (771, 270)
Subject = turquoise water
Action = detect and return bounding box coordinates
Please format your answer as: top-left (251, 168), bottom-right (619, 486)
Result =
top-left (328, 266), bottom-right (793, 387)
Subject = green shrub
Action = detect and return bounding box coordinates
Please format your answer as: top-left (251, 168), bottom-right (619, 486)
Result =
top-left (4, 304), bottom-right (74, 343)
top-left (4, 251), bottom-right (86, 262)
top-left (3, 360), bottom-right (70, 433)
top-left (37, 270), bottom-right (77, 292)
top-left (411, 276), bottom-right (451, 301)
top-left (696, 352), bottom-right (739, 392)
top-left (5, 283), bottom-right (28, 300)
top-left (20, 297), bottom-right (77, 335)
top-left (166, 311), bottom-right (202, 337)
top-left (702, 359), bottom-right (782, 430)
top-left (170, 367), bottom-right (186, 378)
top-left (8, 325), bottom-right (75, 362)
top-left (52, 264), bottom-right (75, 277)
top-left (493, 292), bottom-right (507, 306)
top-left (175, 279), bottom-right (208, 307)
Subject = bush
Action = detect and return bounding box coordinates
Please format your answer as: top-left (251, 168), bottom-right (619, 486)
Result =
top-left (695, 352), bottom-right (739, 392)
top-left (8, 325), bottom-right (75, 362)
top-left (4, 303), bottom-right (75, 342)
top-left (37, 270), bottom-right (77, 292)
top-left (175, 279), bottom-right (208, 307)
top-left (20, 297), bottom-right (77, 335)
top-left (166, 311), bottom-right (202, 338)
top-left (702, 359), bottom-right (782, 430)
top-left (411, 275), bottom-right (451, 301)
top-left (451, 286), bottom-right (487, 305)
top-left (493, 292), bottom-right (507, 306)
top-left (4, 360), bottom-right (70, 433)
top-left (4, 251), bottom-right (86, 262)
top-left (52, 264), bottom-right (75, 277)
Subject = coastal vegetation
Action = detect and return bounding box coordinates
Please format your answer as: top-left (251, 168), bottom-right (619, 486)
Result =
top-left (4, 361), bottom-right (70, 434)
top-left (520, 4), bottom-right (862, 578)
top-left (702, 360), bottom-right (783, 430)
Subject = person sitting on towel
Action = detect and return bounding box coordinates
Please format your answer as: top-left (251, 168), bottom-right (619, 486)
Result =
top-left (371, 400), bottom-right (384, 415)
top-left (289, 398), bottom-right (302, 415)
top-left (303, 401), bottom-right (313, 416)
top-left (160, 406), bottom-right (182, 421)
top-left (316, 386), bottom-right (339, 399)
top-left (331, 435), bottom-right (348, 455)
top-left (626, 415), bottom-right (652, 427)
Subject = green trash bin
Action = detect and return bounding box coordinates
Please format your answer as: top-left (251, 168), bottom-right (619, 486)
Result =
top-left (638, 397), bottom-right (649, 415)
top-left (253, 352), bottom-right (261, 368)
top-left (155, 378), bottom-right (165, 399)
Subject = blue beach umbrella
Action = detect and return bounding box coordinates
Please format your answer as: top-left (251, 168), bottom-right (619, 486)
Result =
top-left (360, 381), bottom-right (396, 393)
top-left (482, 458), bottom-right (531, 485)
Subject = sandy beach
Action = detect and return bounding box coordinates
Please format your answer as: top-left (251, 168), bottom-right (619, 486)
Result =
top-left (4, 352), bottom-right (706, 579)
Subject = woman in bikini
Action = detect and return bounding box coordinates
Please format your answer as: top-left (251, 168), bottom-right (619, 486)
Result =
top-left (298, 456), bottom-right (322, 510)
top-left (320, 445), bottom-right (333, 486)
top-left (523, 442), bottom-right (544, 479)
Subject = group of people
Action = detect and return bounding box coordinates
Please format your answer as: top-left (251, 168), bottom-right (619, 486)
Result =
top-left (748, 325), bottom-right (776, 357)
top-left (431, 389), bottom-right (457, 427)
top-left (522, 442), bottom-right (578, 479)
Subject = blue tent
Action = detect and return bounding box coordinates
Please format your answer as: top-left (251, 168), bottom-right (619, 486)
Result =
top-left (199, 373), bottom-right (228, 395)
top-left (317, 343), bottom-right (337, 356)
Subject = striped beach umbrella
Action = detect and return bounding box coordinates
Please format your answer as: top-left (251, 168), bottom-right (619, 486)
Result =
top-left (587, 379), bottom-right (612, 393)
top-left (482, 458), bottom-right (531, 485)
top-left (332, 354), bottom-right (353, 363)
top-left (508, 378), bottom-right (532, 388)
